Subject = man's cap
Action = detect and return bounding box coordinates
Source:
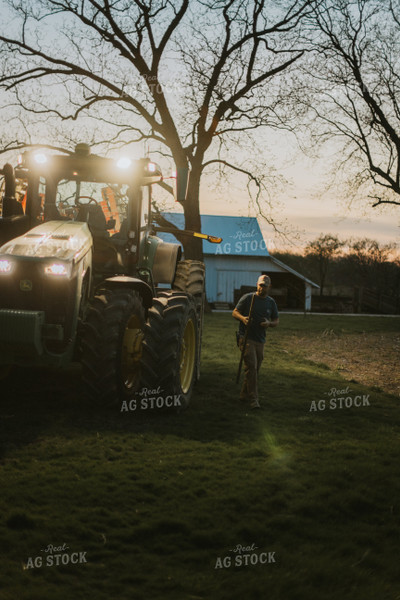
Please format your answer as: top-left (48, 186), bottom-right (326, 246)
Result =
top-left (257, 275), bottom-right (271, 287)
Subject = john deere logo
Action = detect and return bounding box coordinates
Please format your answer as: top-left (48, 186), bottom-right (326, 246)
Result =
top-left (20, 279), bottom-right (33, 292)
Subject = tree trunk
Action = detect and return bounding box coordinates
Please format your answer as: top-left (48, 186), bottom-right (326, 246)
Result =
top-left (181, 162), bottom-right (203, 260)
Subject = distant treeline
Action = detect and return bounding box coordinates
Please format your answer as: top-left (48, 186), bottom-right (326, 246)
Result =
top-left (274, 236), bottom-right (400, 298)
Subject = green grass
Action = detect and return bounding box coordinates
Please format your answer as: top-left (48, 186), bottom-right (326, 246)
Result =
top-left (0, 313), bottom-right (399, 599)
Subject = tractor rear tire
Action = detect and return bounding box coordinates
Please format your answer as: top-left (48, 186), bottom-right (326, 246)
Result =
top-left (172, 259), bottom-right (205, 381)
top-left (141, 293), bottom-right (198, 409)
top-left (81, 288), bottom-right (145, 406)
top-left (173, 260), bottom-right (205, 298)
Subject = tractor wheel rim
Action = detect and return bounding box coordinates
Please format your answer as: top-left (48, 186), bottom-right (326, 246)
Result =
top-left (180, 318), bottom-right (196, 394)
top-left (121, 314), bottom-right (143, 390)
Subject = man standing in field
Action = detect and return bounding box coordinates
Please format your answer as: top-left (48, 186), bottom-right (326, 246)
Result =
top-left (232, 275), bottom-right (279, 409)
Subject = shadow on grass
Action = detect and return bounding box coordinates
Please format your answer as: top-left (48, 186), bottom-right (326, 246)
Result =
top-left (1, 310), bottom-right (398, 458)
top-left (0, 354), bottom-right (395, 460)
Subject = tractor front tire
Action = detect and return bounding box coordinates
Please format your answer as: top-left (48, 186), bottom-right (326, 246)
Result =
top-left (81, 288), bottom-right (145, 406)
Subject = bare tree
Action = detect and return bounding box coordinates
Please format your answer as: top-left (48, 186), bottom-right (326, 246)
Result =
top-left (305, 233), bottom-right (344, 295)
top-left (0, 0), bottom-right (315, 259)
top-left (301, 0), bottom-right (400, 209)
top-left (346, 237), bottom-right (396, 290)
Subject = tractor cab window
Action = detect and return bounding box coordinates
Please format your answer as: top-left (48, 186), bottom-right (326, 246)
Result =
top-left (38, 178), bottom-right (46, 216)
top-left (140, 189), bottom-right (149, 230)
top-left (47, 179), bottom-right (130, 238)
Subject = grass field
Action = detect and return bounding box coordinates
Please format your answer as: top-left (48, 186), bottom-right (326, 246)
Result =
top-left (0, 312), bottom-right (400, 600)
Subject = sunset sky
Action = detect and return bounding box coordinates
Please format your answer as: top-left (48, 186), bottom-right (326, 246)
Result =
top-left (162, 131), bottom-right (400, 252)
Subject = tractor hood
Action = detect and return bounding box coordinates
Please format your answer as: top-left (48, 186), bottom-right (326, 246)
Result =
top-left (0, 221), bottom-right (92, 263)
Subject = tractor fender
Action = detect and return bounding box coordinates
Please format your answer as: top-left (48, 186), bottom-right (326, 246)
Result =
top-left (152, 241), bottom-right (182, 285)
top-left (102, 276), bottom-right (153, 308)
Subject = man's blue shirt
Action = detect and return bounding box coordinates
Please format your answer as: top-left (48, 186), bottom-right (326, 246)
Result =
top-left (236, 292), bottom-right (279, 343)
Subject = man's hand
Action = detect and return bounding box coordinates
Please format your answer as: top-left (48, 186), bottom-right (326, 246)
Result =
top-left (259, 319), bottom-right (271, 329)
top-left (232, 308), bottom-right (250, 326)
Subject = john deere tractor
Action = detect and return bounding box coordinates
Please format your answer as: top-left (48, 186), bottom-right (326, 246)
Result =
top-left (0, 144), bottom-right (218, 407)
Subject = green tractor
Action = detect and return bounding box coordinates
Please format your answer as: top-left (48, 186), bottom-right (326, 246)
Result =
top-left (0, 145), bottom-right (218, 407)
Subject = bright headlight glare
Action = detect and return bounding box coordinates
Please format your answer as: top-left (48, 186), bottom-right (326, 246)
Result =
top-left (0, 259), bottom-right (12, 273)
top-left (116, 157), bottom-right (132, 169)
top-left (148, 162), bottom-right (156, 172)
top-left (34, 153), bottom-right (47, 164)
top-left (45, 263), bottom-right (69, 276)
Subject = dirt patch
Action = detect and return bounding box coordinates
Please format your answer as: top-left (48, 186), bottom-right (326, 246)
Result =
top-left (285, 331), bottom-right (400, 397)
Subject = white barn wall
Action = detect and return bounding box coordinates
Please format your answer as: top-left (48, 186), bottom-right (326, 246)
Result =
top-left (204, 256), bottom-right (284, 303)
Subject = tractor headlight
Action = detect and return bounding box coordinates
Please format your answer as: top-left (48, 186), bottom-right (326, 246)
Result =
top-left (0, 259), bottom-right (13, 274)
top-left (44, 263), bottom-right (71, 277)
top-left (33, 152), bottom-right (48, 164)
top-left (116, 157), bottom-right (132, 169)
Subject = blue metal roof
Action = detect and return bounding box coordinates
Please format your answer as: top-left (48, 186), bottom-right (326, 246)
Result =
top-left (158, 213), bottom-right (270, 257)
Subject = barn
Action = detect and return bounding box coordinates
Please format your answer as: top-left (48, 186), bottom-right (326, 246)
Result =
top-left (159, 213), bottom-right (319, 311)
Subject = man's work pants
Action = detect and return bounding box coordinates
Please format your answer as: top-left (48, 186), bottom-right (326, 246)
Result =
top-left (239, 339), bottom-right (264, 402)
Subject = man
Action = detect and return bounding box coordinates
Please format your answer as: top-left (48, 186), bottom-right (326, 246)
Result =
top-left (232, 275), bottom-right (279, 409)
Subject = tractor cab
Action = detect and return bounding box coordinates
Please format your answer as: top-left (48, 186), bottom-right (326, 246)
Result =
top-left (10, 145), bottom-right (163, 282)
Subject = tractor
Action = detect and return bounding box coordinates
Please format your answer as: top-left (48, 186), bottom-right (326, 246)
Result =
top-left (0, 144), bottom-right (219, 407)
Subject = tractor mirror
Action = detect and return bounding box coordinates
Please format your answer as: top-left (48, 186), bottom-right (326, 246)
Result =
top-left (175, 167), bottom-right (189, 203)
top-left (2, 164), bottom-right (16, 198)
top-left (1, 163), bottom-right (24, 218)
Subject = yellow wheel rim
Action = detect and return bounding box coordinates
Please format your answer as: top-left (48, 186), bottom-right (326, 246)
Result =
top-left (121, 315), bottom-right (143, 390)
top-left (180, 318), bottom-right (196, 394)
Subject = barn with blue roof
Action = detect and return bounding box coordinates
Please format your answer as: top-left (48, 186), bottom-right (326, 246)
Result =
top-left (159, 213), bottom-right (319, 310)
